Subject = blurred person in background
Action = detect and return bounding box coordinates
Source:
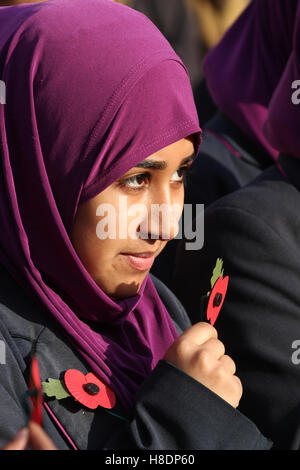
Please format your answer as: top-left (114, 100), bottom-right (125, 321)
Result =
top-left (173, 0), bottom-right (300, 450)
top-left (191, 0), bottom-right (249, 126)
top-left (152, 0), bottom-right (298, 287)
top-left (191, 0), bottom-right (249, 51)
top-left (186, 0), bottom-right (298, 208)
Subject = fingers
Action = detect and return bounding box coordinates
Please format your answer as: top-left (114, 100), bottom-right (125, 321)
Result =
top-left (230, 375), bottom-right (243, 408)
top-left (180, 322), bottom-right (218, 346)
top-left (2, 428), bottom-right (29, 450)
top-left (218, 354), bottom-right (236, 375)
top-left (3, 424), bottom-right (57, 451)
top-left (201, 338), bottom-right (225, 359)
top-left (164, 319), bottom-right (243, 408)
top-left (28, 422), bottom-right (57, 450)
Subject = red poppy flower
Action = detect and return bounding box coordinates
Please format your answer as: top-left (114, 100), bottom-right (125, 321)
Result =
top-left (207, 275), bottom-right (229, 326)
top-left (64, 369), bottom-right (116, 410)
top-left (28, 356), bottom-right (43, 426)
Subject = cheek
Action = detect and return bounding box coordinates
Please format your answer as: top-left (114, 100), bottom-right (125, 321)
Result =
top-left (80, 237), bottom-right (123, 281)
top-left (72, 214), bottom-right (119, 272)
top-left (95, 204), bottom-right (143, 241)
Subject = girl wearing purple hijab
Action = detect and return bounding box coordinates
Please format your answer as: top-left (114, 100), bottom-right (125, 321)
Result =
top-left (173, 1), bottom-right (300, 449)
top-left (0, 0), bottom-right (270, 450)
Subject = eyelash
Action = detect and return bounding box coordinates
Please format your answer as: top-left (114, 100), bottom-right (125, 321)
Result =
top-left (117, 165), bottom-right (192, 191)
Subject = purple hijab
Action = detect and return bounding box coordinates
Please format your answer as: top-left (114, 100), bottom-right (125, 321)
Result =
top-left (264, 3), bottom-right (300, 159)
top-left (203, 0), bottom-right (298, 161)
top-left (0, 0), bottom-right (201, 409)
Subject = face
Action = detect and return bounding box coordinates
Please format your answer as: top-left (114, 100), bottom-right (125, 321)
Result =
top-left (71, 137), bottom-right (195, 299)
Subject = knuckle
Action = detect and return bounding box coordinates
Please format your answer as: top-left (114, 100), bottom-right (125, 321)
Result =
top-left (223, 354), bottom-right (236, 370)
top-left (204, 322), bottom-right (218, 338)
top-left (175, 338), bottom-right (192, 358)
top-left (196, 322), bottom-right (218, 339)
top-left (216, 339), bottom-right (225, 355)
top-left (194, 348), bottom-right (212, 369)
top-left (215, 363), bottom-right (227, 381)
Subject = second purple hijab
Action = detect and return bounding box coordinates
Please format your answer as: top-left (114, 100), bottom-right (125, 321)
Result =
top-left (264, 2), bottom-right (300, 160)
top-left (203, 0), bottom-right (298, 161)
top-left (0, 0), bottom-right (201, 409)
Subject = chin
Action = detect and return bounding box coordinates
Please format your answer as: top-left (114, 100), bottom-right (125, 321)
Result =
top-left (113, 272), bottom-right (148, 299)
top-left (96, 271), bottom-right (147, 300)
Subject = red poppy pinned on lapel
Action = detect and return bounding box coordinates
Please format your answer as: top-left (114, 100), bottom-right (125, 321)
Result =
top-left (64, 369), bottom-right (116, 410)
top-left (42, 370), bottom-right (129, 422)
top-left (201, 258), bottom-right (229, 327)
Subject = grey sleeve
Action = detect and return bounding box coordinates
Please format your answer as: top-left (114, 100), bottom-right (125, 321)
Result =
top-left (0, 317), bottom-right (28, 447)
top-left (104, 360), bottom-right (272, 450)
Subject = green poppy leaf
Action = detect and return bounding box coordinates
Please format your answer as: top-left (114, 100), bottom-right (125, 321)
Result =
top-left (42, 378), bottom-right (70, 400)
top-left (210, 258), bottom-right (224, 289)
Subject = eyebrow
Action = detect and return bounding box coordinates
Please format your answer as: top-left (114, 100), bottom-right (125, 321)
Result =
top-left (135, 153), bottom-right (195, 170)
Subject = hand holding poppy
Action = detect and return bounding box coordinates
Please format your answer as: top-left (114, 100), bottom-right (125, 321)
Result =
top-left (164, 322), bottom-right (242, 408)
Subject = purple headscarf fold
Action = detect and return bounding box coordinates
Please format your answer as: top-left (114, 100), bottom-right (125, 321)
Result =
top-left (203, 0), bottom-right (298, 161)
top-left (0, 0), bottom-right (201, 409)
top-left (264, 3), bottom-right (300, 159)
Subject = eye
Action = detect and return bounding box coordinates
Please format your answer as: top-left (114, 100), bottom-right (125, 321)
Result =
top-left (117, 173), bottom-right (150, 190)
top-left (117, 164), bottom-right (192, 191)
top-left (171, 165), bottom-right (191, 183)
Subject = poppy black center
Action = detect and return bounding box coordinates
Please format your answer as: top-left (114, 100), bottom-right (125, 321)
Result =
top-left (83, 383), bottom-right (100, 395)
top-left (213, 293), bottom-right (222, 307)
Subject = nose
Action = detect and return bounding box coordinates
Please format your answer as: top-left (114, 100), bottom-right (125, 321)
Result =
top-left (138, 185), bottom-right (183, 241)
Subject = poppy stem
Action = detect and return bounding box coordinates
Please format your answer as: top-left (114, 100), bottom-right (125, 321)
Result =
top-left (104, 409), bottom-right (130, 423)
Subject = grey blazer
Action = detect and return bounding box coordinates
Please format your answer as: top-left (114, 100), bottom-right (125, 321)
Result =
top-left (0, 263), bottom-right (271, 450)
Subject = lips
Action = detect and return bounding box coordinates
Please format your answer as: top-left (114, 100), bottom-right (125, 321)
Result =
top-left (121, 252), bottom-right (156, 271)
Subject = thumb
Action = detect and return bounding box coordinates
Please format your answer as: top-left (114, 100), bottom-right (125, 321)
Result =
top-left (3, 428), bottom-right (29, 450)
top-left (28, 422), bottom-right (57, 450)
